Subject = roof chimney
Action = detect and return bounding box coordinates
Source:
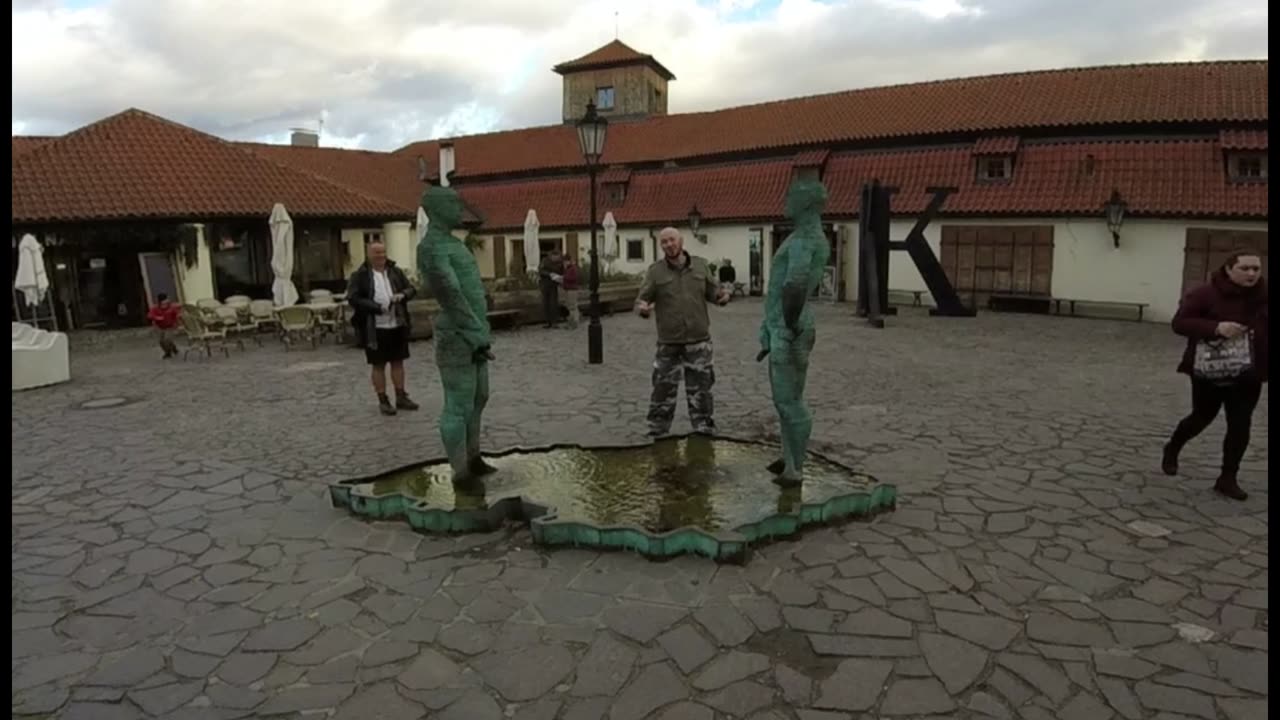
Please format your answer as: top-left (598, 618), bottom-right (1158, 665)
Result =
top-left (439, 141), bottom-right (456, 187)
top-left (290, 128), bottom-right (319, 147)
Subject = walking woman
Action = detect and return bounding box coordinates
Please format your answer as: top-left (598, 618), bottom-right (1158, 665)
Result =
top-left (1163, 250), bottom-right (1268, 500)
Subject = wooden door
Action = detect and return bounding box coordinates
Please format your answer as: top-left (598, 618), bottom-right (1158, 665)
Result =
top-left (565, 232), bottom-right (580, 263)
top-left (511, 240), bottom-right (527, 276)
top-left (941, 225), bottom-right (1054, 306)
top-left (492, 235), bottom-right (506, 278)
top-left (1182, 228), bottom-right (1268, 295)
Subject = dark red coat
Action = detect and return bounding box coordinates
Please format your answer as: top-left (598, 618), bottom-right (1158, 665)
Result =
top-left (1172, 271), bottom-right (1268, 382)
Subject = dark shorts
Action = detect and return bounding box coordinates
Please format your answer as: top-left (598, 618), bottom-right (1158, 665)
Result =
top-left (365, 326), bottom-right (410, 366)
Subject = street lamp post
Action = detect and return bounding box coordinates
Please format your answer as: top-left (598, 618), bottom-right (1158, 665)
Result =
top-left (576, 101), bottom-right (608, 364)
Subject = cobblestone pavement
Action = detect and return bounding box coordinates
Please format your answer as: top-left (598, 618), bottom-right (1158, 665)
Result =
top-left (12, 300), bottom-right (1268, 720)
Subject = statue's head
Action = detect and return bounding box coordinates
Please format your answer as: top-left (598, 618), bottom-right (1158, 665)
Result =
top-left (422, 184), bottom-right (463, 230)
top-left (783, 177), bottom-right (828, 221)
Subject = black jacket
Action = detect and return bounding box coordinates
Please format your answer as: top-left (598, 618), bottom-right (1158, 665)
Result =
top-left (347, 261), bottom-right (417, 349)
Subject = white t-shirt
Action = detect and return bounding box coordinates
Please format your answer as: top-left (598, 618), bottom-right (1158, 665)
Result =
top-left (371, 269), bottom-right (401, 329)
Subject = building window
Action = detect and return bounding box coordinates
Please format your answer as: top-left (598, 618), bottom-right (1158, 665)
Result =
top-left (604, 182), bottom-right (626, 205)
top-left (1229, 153), bottom-right (1267, 182)
top-left (626, 238), bottom-right (645, 261)
top-left (596, 86), bottom-right (615, 110)
top-left (539, 238), bottom-right (563, 257)
top-left (363, 231), bottom-right (383, 245)
top-left (977, 156), bottom-right (1012, 181)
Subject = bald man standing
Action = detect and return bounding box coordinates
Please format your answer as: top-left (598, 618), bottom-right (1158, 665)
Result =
top-left (635, 227), bottom-right (730, 436)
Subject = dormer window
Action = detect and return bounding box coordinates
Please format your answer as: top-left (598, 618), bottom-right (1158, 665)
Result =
top-left (1229, 152), bottom-right (1267, 182)
top-left (596, 87), bottom-right (615, 111)
top-left (604, 182), bottom-right (626, 204)
top-left (977, 156), bottom-right (1013, 182)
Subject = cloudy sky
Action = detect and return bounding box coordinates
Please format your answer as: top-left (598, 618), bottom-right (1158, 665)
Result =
top-left (12, 0), bottom-right (1268, 150)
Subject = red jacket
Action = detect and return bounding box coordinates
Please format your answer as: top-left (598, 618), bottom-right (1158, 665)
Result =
top-left (147, 304), bottom-right (181, 330)
top-left (562, 263), bottom-right (580, 290)
top-left (1172, 271), bottom-right (1268, 382)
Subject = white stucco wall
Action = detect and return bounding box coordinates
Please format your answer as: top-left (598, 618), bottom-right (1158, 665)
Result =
top-left (871, 217), bottom-right (1269, 323)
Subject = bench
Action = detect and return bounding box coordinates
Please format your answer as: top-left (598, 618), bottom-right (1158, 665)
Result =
top-left (486, 309), bottom-right (522, 330)
top-left (889, 289), bottom-right (926, 307)
top-left (988, 292), bottom-right (1053, 314)
top-left (1052, 298), bottom-right (1150, 322)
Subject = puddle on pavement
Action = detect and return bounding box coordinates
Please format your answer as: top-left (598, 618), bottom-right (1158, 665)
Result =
top-left (353, 436), bottom-right (876, 533)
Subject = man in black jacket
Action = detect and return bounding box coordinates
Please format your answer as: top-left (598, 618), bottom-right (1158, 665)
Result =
top-left (348, 241), bottom-right (419, 415)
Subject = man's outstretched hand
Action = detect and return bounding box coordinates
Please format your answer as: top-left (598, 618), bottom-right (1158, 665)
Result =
top-left (474, 347), bottom-right (495, 363)
top-left (755, 348), bottom-right (769, 362)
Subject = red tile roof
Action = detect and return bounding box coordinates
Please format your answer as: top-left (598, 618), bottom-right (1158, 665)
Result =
top-left (12, 136), bottom-right (53, 157)
top-left (12, 110), bottom-right (409, 223)
top-left (793, 149), bottom-right (831, 168)
top-left (552, 40), bottom-right (676, 80)
top-left (598, 166), bottom-right (633, 184)
top-left (398, 60), bottom-right (1267, 178)
top-left (457, 138), bottom-right (1265, 231)
top-left (973, 136), bottom-right (1021, 155)
top-left (1219, 129), bottom-right (1267, 150)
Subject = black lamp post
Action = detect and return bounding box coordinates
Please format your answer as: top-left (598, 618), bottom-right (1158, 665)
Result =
top-left (1104, 189), bottom-right (1127, 248)
top-left (576, 101), bottom-right (608, 364)
top-left (688, 204), bottom-right (702, 239)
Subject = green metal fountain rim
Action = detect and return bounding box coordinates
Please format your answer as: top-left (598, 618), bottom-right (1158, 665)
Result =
top-left (328, 434), bottom-right (897, 563)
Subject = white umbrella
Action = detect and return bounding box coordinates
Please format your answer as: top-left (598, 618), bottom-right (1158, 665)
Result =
top-left (269, 203), bottom-right (299, 306)
top-left (522, 209), bottom-right (540, 273)
top-left (416, 206), bottom-right (429, 244)
top-left (14, 234), bottom-right (49, 307)
top-left (602, 212), bottom-right (619, 259)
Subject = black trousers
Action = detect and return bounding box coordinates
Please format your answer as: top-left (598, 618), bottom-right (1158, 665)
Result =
top-left (1168, 377), bottom-right (1263, 474)
top-left (540, 283), bottom-right (559, 325)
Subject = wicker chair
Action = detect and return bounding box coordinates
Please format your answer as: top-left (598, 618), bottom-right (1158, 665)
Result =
top-left (249, 300), bottom-right (279, 335)
top-left (179, 311), bottom-right (230, 360)
top-left (277, 305), bottom-right (317, 350)
top-left (213, 305), bottom-right (257, 349)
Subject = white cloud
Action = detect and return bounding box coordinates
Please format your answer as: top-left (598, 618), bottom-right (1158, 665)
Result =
top-left (11, 0), bottom-right (1269, 150)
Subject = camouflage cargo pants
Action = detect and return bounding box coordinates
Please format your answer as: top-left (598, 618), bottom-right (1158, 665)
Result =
top-left (647, 340), bottom-right (716, 436)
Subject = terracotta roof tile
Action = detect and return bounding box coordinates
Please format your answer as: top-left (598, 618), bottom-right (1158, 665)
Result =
top-left (12, 110), bottom-right (409, 223)
top-left (399, 60), bottom-right (1267, 178)
top-left (552, 40), bottom-right (676, 80)
top-left (459, 138), bottom-right (1265, 231)
top-left (793, 149), bottom-right (831, 167)
top-left (599, 166), bottom-right (633, 184)
top-left (12, 136), bottom-right (53, 157)
top-left (1219, 128), bottom-right (1267, 150)
top-left (973, 136), bottom-right (1021, 155)
top-left (824, 138), bottom-right (1265, 218)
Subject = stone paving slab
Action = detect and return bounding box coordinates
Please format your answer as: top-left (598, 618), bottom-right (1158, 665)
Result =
top-left (11, 301), bottom-right (1268, 719)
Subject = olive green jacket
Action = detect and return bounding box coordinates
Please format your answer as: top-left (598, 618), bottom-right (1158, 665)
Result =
top-left (637, 252), bottom-right (719, 345)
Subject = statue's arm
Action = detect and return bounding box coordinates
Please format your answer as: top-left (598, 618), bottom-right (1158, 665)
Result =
top-left (426, 252), bottom-right (490, 349)
top-left (781, 243), bottom-right (813, 333)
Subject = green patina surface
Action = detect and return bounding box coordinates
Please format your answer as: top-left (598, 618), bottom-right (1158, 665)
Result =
top-left (760, 177), bottom-right (832, 483)
top-left (329, 436), bottom-right (897, 563)
top-left (418, 183), bottom-right (492, 481)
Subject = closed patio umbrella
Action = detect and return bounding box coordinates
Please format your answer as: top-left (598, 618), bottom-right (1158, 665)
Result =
top-left (523, 209), bottom-right (540, 273)
top-left (14, 234), bottom-right (49, 307)
top-left (269, 203), bottom-right (299, 306)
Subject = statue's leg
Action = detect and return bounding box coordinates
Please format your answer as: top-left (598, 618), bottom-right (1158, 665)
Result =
top-left (768, 331), bottom-right (814, 486)
top-left (683, 340), bottom-right (717, 434)
top-left (467, 359), bottom-right (497, 476)
top-left (646, 344), bottom-right (682, 436)
top-left (435, 332), bottom-right (477, 481)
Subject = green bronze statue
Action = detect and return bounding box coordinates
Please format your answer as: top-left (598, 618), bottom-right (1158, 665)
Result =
top-left (418, 183), bottom-right (497, 482)
top-left (758, 177), bottom-right (831, 487)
